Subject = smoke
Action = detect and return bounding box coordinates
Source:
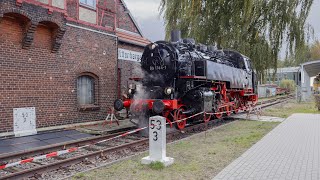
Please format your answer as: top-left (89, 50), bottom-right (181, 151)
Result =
top-left (129, 51), bottom-right (169, 135)
top-left (128, 64), bottom-right (149, 127)
top-left (130, 64), bottom-right (148, 114)
top-left (129, 56), bottom-right (167, 115)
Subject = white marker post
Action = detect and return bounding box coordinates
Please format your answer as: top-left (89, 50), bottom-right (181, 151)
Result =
top-left (141, 116), bottom-right (174, 167)
top-left (13, 107), bottom-right (37, 137)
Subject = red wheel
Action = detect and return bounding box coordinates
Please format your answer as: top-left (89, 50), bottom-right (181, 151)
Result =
top-left (233, 105), bottom-right (239, 114)
top-left (246, 105), bottom-right (251, 111)
top-left (226, 106), bottom-right (231, 116)
top-left (215, 108), bottom-right (223, 119)
top-left (203, 113), bottom-right (212, 123)
top-left (174, 108), bottom-right (187, 130)
top-left (242, 105), bottom-right (247, 111)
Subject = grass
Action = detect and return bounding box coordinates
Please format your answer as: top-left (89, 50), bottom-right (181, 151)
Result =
top-left (149, 161), bottom-right (165, 170)
top-left (262, 99), bottom-right (320, 118)
top-left (74, 173), bottom-right (85, 178)
top-left (72, 120), bottom-right (279, 180)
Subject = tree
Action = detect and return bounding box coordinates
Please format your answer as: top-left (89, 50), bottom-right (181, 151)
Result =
top-left (280, 40), bottom-right (320, 68)
top-left (310, 40), bottom-right (320, 60)
top-left (160, 0), bottom-right (314, 82)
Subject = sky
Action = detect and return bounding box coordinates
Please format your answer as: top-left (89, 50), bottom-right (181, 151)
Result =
top-left (123, 0), bottom-right (165, 42)
top-left (124, 0), bottom-right (320, 44)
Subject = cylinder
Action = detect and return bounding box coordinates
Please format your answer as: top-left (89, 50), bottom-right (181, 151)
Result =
top-left (171, 30), bottom-right (181, 42)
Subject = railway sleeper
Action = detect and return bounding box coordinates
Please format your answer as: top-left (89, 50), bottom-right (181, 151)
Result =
top-left (83, 146), bottom-right (100, 151)
top-left (53, 156), bottom-right (67, 160)
top-left (95, 142), bottom-right (113, 148)
top-left (82, 158), bottom-right (95, 165)
top-left (3, 166), bottom-right (21, 173)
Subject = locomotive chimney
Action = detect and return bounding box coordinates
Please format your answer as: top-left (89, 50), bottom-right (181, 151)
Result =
top-left (171, 30), bottom-right (181, 43)
top-left (208, 45), bottom-right (217, 52)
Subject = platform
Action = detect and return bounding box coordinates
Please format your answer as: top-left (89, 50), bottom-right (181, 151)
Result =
top-left (76, 119), bottom-right (136, 135)
top-left (0, 130), bottom-right (93, 154)
top-left (0, 118), bottom-right (136, 155)
top-left (214, 113), bottom-right (320, 180)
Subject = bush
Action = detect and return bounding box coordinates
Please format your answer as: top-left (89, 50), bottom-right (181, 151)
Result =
top-left (279, 79), bottom-right (296, 92)
top-left (315, 95), bottom-right (320, 111)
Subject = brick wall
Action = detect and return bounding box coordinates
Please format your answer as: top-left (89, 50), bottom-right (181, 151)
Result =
top-left (0, 0), bottom-right (147, 133)
top-left (117, 0), bottom-right (140, 34)
top-left (0, 1), bottom-right (119, 133)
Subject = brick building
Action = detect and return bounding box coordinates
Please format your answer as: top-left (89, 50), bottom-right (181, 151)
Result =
top-left (0, 0), bottom-right (150, 135)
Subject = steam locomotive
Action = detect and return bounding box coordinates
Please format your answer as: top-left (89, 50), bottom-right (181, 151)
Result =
top-left (114, 31), bottom-right (258, 134)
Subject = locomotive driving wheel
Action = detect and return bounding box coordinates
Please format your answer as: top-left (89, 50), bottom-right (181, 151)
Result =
top-left (203, 113), bottom-right (212, 123)
top-left (214, 107), bottom-right (223, 119)
top-left (241, 103), bottom-right (246, 111)
top-left (174, 108), bottom-right (187, 130)
top-left (226, 106), bottom-right (231, 116)
top-left (232, 97), bottom-right (240, 114)
top-left (232, 104), bottom-right (239, 114)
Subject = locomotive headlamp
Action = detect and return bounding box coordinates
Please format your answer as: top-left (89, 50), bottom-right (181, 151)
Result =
top-left (129, 83), bottom-right (136, 90)
top-left (128, 89), bottom-right (134, 94)
top-left (165, 87), bottom-right (174, 95)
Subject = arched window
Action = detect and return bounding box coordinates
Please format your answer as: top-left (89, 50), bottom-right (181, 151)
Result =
top-left (77, 75), bottom-right (95, 105)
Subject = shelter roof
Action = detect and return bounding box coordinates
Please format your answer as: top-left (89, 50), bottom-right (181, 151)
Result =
top-left (301, 60), bottom-right (320, 77)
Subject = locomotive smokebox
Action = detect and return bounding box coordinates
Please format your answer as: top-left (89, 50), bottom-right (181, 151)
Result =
top-left (171, 30), bottom-right (181, 43)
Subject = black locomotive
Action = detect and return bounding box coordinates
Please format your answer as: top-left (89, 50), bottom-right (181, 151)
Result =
top-left (114, 31), bottom-right (258, 134)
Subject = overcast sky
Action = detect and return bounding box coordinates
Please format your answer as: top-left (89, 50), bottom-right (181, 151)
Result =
top-left (124, 0), bottom-right (320, 43)
top-left (123, 0), bottom-right (165, 41)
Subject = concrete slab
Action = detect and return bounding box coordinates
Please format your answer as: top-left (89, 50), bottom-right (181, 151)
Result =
top-left (0, 145), bottom-right (23, 154)
top-left (233, 114), bottom-right (286, 122)
top-left (12, 141), bottom-right (50, 150)
top-left (141, 156), bottom-right (174, 167)
top-left (0, 136), bottom-right (39, 146)
top-left (0, 129), bottom-right (93, 155)
top-left (213, 113), bottom-right (320, 180)
top-left (53, 130), bottom-right (82, 136)
top-left (42, 136), bottom-right (75, 144)
top-left (78, 119), bottom-right (135, 135)
top-left (66, 133), bottom-right (93, 140)
top-left (33, 132), bottom-right (62, 140)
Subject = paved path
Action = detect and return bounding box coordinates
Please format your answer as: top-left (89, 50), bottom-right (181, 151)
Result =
top-left (214, 113), bottom-right (320, 180)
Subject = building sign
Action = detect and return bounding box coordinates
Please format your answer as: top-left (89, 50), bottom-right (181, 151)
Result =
top-left (13, 107), bottom-right (37, 137)
top-left (118, 48), bottom-right (143, 62)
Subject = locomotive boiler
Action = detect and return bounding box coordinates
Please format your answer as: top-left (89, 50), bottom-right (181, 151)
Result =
top-left (114, 31), bottom-right (258, 134)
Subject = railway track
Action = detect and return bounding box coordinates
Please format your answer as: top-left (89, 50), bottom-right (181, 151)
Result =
top-left (0, 95), bottom-right (293, 180)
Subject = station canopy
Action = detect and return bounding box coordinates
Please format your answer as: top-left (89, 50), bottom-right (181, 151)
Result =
top-left (301, 60), bottom-right (320, 77)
